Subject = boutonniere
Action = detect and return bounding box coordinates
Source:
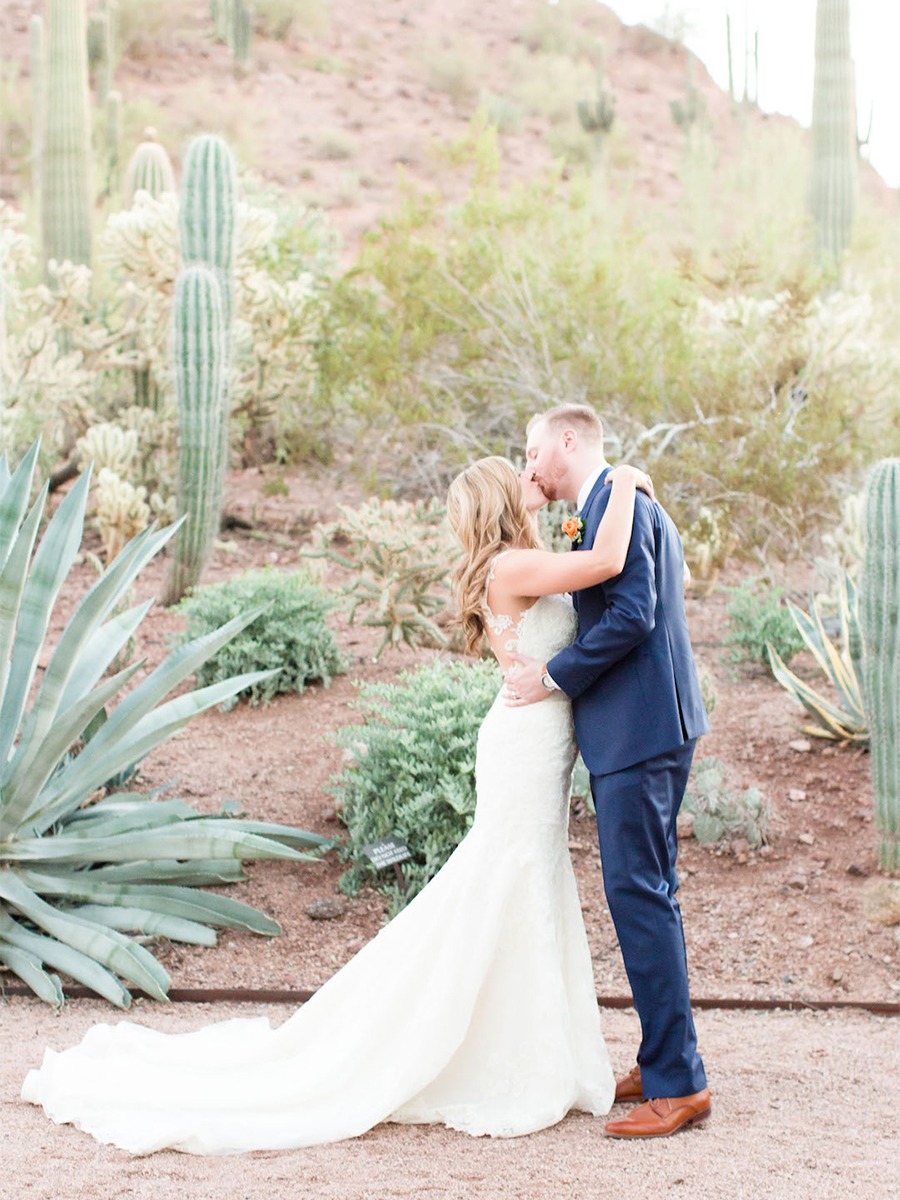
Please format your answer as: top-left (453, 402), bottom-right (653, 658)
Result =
top-left (561, 515), bottom-right (584, 545)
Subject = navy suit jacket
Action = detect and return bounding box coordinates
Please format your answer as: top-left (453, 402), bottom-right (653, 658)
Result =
top-left (548, 468), bottom-right (710, 777)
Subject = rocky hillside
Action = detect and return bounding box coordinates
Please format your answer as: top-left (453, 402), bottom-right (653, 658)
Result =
top-left (0, 0), bottom-right (891, 254)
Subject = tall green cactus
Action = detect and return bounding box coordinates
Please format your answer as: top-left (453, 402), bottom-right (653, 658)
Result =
top-left (808, 0), bottom-right (857, 262)
top-left (30, 14), bottom-right (45, 217)
top-left (179, 134), bottom-right (237, 330)
top-left (164, 266), bottom-right (228, 605)
top-left (42, 0), bottom-right (93, 273)
top-left (103, 89), bottom-right (121, 196)
top-left (123, 129), bottom-right (176, 204)
top-left (233, 1), bottom-right (253, 74)
top-left (859, 459), bottom-right (900, 872)
top-left (577, 53), bottom-right (615, 139)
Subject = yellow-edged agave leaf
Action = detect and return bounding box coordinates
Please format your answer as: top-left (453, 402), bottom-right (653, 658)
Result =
top-left (768, 645), bottom-right (868, 743)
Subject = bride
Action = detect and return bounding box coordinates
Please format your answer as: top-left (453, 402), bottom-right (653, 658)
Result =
top-left (22, 457), bottom-right (651, 1155)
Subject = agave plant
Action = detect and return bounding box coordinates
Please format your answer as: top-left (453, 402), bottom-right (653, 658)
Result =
top-left (767, 571), bottom-right (868, 745)
top-left (0, 441), bottom-right (329, 1007)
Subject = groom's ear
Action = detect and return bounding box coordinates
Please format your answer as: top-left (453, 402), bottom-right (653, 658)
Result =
top-left (561, 428), bottom-right (578, 452)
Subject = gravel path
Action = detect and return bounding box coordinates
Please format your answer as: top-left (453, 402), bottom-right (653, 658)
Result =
top-left (3, 998), bottom-right (898, 1200)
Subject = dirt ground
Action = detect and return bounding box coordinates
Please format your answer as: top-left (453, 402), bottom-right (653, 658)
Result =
top-left (3, 999), bottom-right (899, 1200)
top-left (3, 464), bottom-right (900, 1197)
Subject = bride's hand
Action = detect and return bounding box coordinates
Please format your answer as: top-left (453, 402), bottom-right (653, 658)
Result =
top-left (606, 463), bottom-right (655, 502)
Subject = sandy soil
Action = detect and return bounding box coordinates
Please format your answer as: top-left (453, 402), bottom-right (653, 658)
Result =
top-left (3, 997), bottom-right (898, 1200)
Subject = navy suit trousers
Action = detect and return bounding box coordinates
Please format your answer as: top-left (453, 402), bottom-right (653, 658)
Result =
top-left (591, 739), bottom-right (707, 1098)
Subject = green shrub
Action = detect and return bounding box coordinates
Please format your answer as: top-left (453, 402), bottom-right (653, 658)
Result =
top-left (176, 569), bottom-right (346, 709)
top-left (332, 659), bottom-right (500, 912)
top-left (724, 579), bottom-right (805, 667)
top-left (683, 757), bottom-right (768, 848)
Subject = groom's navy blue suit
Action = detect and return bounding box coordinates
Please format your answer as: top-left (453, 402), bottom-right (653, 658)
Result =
top-left (548, 468), bottom-right (709, 1099)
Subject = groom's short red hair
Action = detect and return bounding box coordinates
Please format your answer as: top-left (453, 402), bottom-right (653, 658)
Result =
top-left (527, 403), bottom-right (604, 446)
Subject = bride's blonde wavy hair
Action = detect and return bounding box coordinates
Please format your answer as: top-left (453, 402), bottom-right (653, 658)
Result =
top-left (446, 456), bottom-right (541, 655)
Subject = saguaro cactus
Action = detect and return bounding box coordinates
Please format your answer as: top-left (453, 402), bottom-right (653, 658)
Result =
top-left (123, 129), bottom-right (176, 204)
top-left (30, 14), bottom-right (45, 214)
top-left (42, 0), bottom-right (93, 273)
top-left (165, 266), bottom-right (228, 605)
top-left (179, 134), bottom-right (237, 329)
top-left (808, 0), bottom-right (857, 262)
top-left (233, 1), bottom-right (253, 74)
top-left (859, 459), bottom-right (900, 872)
top-left (577, 50), bottom-right (615, 166)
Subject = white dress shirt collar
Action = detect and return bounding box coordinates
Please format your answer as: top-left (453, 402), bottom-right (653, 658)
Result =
top-left (577, 462), bottom-right (610, 513)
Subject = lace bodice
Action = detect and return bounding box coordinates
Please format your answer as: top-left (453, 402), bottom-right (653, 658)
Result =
top-left (483, 552), bottom-right (577, 662)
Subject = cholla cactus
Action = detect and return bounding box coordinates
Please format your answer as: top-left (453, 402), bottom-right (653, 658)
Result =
top-left (860, 459), bottom-right (900, 871)
top-left (682, 505), bottom-right (728, 588)
top-left (304, 498), bottom-right (454, 657)
top-left (94, 466), bottom-right (150, 560)
top-left (75, 421), bottom-right (138, 476)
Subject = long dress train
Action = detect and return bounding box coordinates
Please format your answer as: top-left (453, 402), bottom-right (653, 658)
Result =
top-left (21, 592), bottom-right (614, 1154)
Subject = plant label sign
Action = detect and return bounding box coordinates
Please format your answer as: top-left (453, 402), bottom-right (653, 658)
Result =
top-left (362, 837), bottom-right (412, 871)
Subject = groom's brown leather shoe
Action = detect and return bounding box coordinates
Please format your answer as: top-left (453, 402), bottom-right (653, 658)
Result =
top-left (614, 1064), bottom-right (642, 1101)
top-left (604, 1089), bottom-right (711, 1138)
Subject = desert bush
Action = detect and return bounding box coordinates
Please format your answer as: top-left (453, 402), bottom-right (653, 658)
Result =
top-left (724, 579), bottom-right (805, 667)
top-left (332, 659), bottom-right (500, 912)
top-left (478, 91), bottom-right (524, 135)
top-left (422, 41), bottom-right (486, 108)
top-left (683, 757), bottom-right (768, 848)
top-left (254, 0), bottom-right (329, 40)
top-left (316, 120), bottom-right (897, 557)
top-left (304, 498), bottom-right (454, 657)
top-left (176, 568), bottom-right (346, 710)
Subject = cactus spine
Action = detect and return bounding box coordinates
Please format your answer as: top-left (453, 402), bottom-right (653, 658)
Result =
top-left (124, 129), bottom-right (176, 204)
top-left (42, 0), bottom-right (93, 272)
top-left (165, 266), bottom-right (228, 604)
top-left (30, 14), bottom-right (45, 216)
top-left (859, 459), bottom-right (900, 872)
top-left (808, 0), bottom-right (857, 262)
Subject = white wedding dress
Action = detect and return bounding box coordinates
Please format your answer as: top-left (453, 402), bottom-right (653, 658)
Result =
top-left (22, 588), bottom-right (614, 1155)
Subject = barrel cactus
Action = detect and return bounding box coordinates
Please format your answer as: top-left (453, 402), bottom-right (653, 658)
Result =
top-left (859, 459), bottom-right (900, 872)
top-left (164, 265), bottom-right (228, 605)
top-left (123, 129), bottom-right (176, 204)
top-left (808, 0), bottom-right (857, 262)
top-left (42, 0), bottom-right (94, 273)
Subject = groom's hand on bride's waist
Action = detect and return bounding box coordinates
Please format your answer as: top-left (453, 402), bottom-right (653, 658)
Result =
top-left (503, 652), bottom-right (554, 707)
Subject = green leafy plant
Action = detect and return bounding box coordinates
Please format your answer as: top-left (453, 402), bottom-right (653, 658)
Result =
top-left (724, 578), bottom-right (805, 667)
top-left (176, 568), bottom-right (346, 709)
top-left (304, 498), bottom-right (454, 658)
top-left (683, 757), bottom-right (768, 848)
top-left (332, 659), bottom-right (500, 912)
top-left (768, 570), bottom-right (867, 744)
top-left (0, 442), bottom-right (328, 1008)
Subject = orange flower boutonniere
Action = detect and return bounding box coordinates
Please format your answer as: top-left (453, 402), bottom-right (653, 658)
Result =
top-left (561, 515), bottom-right (584, 545)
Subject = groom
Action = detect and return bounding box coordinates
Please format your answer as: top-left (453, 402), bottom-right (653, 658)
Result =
top-left (507, 403), bottom-right (711, 1139)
